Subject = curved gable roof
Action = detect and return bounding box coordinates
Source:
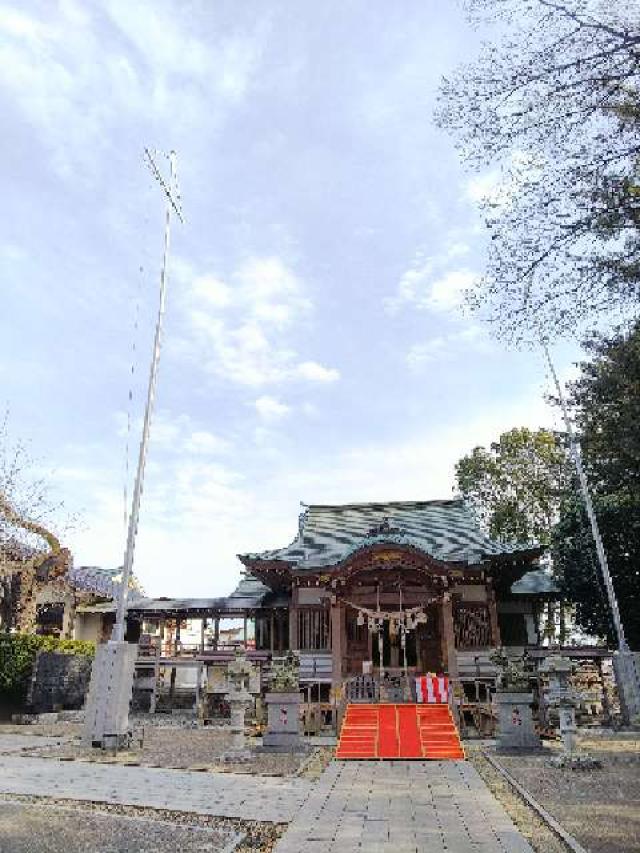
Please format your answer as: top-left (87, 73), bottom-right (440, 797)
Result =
top-left (239, 499), bottom-right (540, 570)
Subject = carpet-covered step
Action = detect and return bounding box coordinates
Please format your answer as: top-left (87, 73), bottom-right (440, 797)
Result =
top-left (336, 703), bottom-right (465, 760)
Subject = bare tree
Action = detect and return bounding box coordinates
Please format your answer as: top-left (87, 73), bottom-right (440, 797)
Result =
top-left (0, 411), bottom-right (73, 632)
top-left (437, 0), bottom-right (640, 340)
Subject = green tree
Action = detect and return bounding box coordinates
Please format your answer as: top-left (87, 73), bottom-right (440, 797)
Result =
top-left (552, 321), bottom-right (640, 647)
top-left (552, 493), bottom-right (640, 648)
top-left (566, 321), bottom-right (640, 497)
top-left (437, 0), bottom-right (640, 339)
top-left (455, 427), bottom-right (571, 544)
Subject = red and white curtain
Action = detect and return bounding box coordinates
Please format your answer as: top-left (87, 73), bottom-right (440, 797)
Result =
top-left (415, 674), bottom-right (449, 703)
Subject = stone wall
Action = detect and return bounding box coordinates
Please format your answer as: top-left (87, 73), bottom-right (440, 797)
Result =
top-left (27, 650), bottom-right (93, 713)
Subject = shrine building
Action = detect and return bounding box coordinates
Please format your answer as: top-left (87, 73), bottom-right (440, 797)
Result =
top-left (235, 499), bottom-right (555, 698)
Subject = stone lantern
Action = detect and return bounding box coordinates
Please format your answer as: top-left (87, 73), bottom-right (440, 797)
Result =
top-left (224, 649), bottom-right (254, 758)
top-left (540, 655), bottom-right (600, 769)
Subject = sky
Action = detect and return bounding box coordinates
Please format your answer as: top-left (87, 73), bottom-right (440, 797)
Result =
top-left (0, 0), bottom-right (585, 598)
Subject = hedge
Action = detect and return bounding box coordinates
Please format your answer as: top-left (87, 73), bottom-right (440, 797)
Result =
top-left (0, 633), bottom-right (95, 702)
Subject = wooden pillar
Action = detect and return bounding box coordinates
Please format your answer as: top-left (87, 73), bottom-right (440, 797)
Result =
top-left (440, 595), bottom-right (459, 679)
top-left (331, 600), bottom-right (345, 689)
top-left (150, 640), bottom-right (160, 714)
top-left (194, 662), bottom-right (202, 711)
top-left (289, 586), bottom-right (298, 651)
top-left (175, 618), bottom-right (181, 656)
top-left (243, 616), bottom-right (248, 648)
top-left (158, 618), bottom-right (165, 656)
top-left (270, 612), bottom-right (275, 653)
top-left (487, 580), bottom-right (501, 648)
top-left (200, 618), bottom-right (206, 653)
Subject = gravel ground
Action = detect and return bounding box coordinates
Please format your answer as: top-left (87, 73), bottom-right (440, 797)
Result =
top-left (493, 737), bottom-right (640, 853)
top-left (0, 722), bottom-right (83, 738)
top-left (0, 794), bottom-right (286, 853)
top-left (0, 799), bottom-right (241, 853)
top-left (8, 727), bottom-right (315, 777)
top-left (465, 746), bottom-right (567, 853)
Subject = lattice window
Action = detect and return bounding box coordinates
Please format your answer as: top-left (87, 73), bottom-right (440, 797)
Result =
top-left (346, 614), bottom-right (368, 646)
top-left (297, 608), bottom-right (329, 650)
top-left (454, 604), bottom-right (491, 649)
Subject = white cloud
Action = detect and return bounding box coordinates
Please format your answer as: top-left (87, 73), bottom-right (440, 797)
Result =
top-left (407, 325), bottom-right (492, 371)
top-left (0, 7), bottom-right (43, 39)
top-left (255, 396), bottom-right (291, 422)
top-left (406, 337), bottom-right (447, 369)
top-left (178, 255), bottom-right (339, 388)
top-left (115, 410), bottom-right (231, 456)
top-left (191, 275), bottom-right (233, 308)
top-left (0, 1), bottom-right (264, 179)
top-left (387, 237), bottom-right (476, 316)
top-left (184, 430), bottom-right (231, 455)
top-left (425, 269), bottom-right (477, 312)
top-left (296, 361), bottom-right (340, 383)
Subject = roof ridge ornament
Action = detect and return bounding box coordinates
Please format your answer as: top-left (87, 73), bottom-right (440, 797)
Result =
top-left (366, 516), bottom-right (402, 538)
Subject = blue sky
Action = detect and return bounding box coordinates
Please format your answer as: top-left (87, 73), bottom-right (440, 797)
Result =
top-left (1, 1), bottom-right (582, 597)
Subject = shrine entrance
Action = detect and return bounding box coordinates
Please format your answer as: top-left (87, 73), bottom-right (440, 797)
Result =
top-left (344, 598), bottom-right (444, 678)
top-left (371, 618), bottom-right (417, 669)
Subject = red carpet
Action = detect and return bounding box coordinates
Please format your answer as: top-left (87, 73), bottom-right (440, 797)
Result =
top-left (336, 703), bottom-right (465, 760)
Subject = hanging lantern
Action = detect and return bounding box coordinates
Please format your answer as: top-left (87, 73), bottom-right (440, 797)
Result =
top-left (356, 611), bottom-right (365, 627)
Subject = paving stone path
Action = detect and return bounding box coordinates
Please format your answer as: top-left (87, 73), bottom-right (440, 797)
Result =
top-left (0, 755), bottom-right (312, 823)
top-left (0, 744), bottom-right (535, 852)
top-left (275, 760), bottom-right (534, 853)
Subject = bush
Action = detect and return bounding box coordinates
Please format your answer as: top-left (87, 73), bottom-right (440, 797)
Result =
top-left (0, 633), bottom-right (95, 703)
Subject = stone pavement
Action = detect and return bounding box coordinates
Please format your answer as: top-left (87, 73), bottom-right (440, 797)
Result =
top-left (0, 799), bottom-right (242, 853)
top-left (0, 754), bottom-right (312, 823)
top-left (274, 760), bottom-right (534, 853)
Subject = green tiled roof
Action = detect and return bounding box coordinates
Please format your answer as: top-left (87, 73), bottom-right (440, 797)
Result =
top-left (510, 569), bottom-right (559, 595)
top-left (239, 499), bottom-right (541, 570)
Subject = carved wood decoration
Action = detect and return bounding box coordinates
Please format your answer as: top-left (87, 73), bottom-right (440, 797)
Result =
top-left (454, 603), bottom-right (491, 649)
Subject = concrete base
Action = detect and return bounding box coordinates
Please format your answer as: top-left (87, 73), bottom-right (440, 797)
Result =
top-left (495, 692), bottom-right (542, 752)
top-left (613, 650), bottom-right (640, 723)
top-left (82, 641), bottom-right (137, 748)
top-left (263, 691), bottom-right (301, 751)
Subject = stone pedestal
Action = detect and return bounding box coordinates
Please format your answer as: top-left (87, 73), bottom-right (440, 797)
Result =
top-left (263, 691), bottom-right (301, 750)
top-left (495, 691), bottom-right (542, 752)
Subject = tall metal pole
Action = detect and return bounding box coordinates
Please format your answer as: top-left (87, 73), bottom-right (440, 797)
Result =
top-left (113, 150), bottom-right (181, 642)
top-left (540, 336), bottom-right (628, 652)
